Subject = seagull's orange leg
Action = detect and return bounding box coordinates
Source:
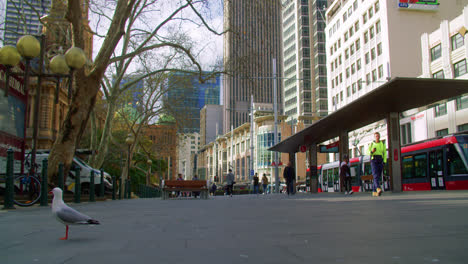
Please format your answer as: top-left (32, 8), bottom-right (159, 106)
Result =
top-left (60, 225), bottom-right (69, 240)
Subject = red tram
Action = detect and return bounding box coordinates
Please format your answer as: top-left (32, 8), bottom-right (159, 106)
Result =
top-left (317, 134), bottom-right (468, 192)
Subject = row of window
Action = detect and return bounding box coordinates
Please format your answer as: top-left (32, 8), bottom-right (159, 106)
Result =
top-left (432, 59), bottom-right (467, 79)
top-left (330, 19), bottom-right (381, 71)
top-left (434, 95), bottom-right (468, 117)
top-left (331, 64), bottom-right (385, 105)
top-left (430, 33), bottom-right (465, 61)
top-left (330, 43), bottom-right (383, 89)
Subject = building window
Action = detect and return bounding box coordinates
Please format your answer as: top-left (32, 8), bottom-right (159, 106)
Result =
top-left (400, 123), bottom-right (412, 145)
top-left (363, 13), bottom-right (367, 24)
top-left (351, 63), bottom-right (356, 74)
top-left (377, 42), bottom-right (382, 55)
top-left (369, 26), bottom-right (375, 39)
top-left (366, 73), bottom-right (371, 85)
top-left (354, 21), bottom-right (359, 32)
top-left (347, 86), bottom-right (351, 97)
top-left (376, 20), bottom-right (381, 34)
top-left (454, 59), bottom-right (467, 78)
top-left (371, 48), bottom-right (376, 60)
top-left (432, 70), bottom-right (444, 79)
top-left (434, 103), bottom-right (447, 117)
top-left (430, 44), bottom-right (441, 61)
top-left (355, 39), bottom-right (360, 51)
top-left (352, 83), bottom-right (357, 94)
top-left (358, 79), bottom-right (362, 90)
top-left (340, 91), bottom-right (343, 101)
top-left (456, 95), bottom-right (468, 110)
top-left (375, 1), bottom-right (380, 12)
top-left (378, 65), bottom-right (384, 78)
top-left (457, 123), bottom-right (468, 132)
top-left (346, 67), bottom-right (350, 78)
top-left (372, 69), bottom-right (377, 82)
top-left (357, 59), bottom-right (362, 70)
top-left (436, 128), bottom-right (449, 137)
top-left (365, 52), bottom-right (370, 64)
top-left (343, 12), bottom-right (348, 22)
top-left (344, 32), bottom-right (349, 41)
top-left (364, 31), bottom-right (369, 43)
top-left (345, 48), bottom-right (349, 59)
top-left (368, 7), bottom-right (374, 19)
top-left (350, 43), bottom-right (355, 55)
top-left (451, 33), bottom-right (464, 51)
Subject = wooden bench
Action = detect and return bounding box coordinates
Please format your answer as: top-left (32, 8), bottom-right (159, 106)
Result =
top-left (161, 180), bottom-right (208, 200)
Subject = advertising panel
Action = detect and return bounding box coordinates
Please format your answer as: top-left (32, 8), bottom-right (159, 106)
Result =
top-left (0, 65), bottom-right (27, 174)
top-left (398, 0), bottom-right (440, 11)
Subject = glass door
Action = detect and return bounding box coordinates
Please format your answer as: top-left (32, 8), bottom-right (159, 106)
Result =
top-left (429, 150), bottom-right (445, 190)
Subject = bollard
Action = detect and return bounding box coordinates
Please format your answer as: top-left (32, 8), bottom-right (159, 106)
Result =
top-left (128, 179), bottom-right (132, 199)
top-left (100, 169), bottom-right (105, 197)
top-left (40, 158), bottom-right (48, 206)
top-left (123, 179), bottom-right (128, 199)
top-left (112, 176), bottom-right (116, 200)
top-left (74, 167), bottom-right (81, 203)
top-left (118, 178), bottom-right (122, 200)
top-left (3, 149), bottom-right (15, 210)
top-left (90, 170), bottom-right (95, 202)
top-left (58, 163), bottom-right (64, 191)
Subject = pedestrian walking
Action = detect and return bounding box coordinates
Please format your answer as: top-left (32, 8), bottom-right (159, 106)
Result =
top-left (226, 169), bottom-right (235, 197)
top-left (210, 182), bottom-right (217, 196)
top-left (283, 162), bottom-right (295, 195)
top-left (340, 155), bottom-right (353, 195)
top-left (261, 173), bottom-right (269, 194)
top-left (253, 173), bottom-right (259, 194)
top-left (368, 132), bottom-right (387, 197)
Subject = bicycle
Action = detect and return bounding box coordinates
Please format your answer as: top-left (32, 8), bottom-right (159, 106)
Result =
top-left (12, 172), bottom-right (42, 206)
top-left (13, 155), bottom-right (42, 206)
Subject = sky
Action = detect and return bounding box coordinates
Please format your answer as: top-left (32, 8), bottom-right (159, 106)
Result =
top-left (89, 0), bottom-right (224, 74)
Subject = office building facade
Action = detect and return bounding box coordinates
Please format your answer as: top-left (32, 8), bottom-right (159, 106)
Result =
top-left (281, 0), bottom-right (329, 124)
top-left (324, 0), bottom-right (467, 159)
top-left (2, 0), bottom-right (51, 45)
top-left (223, 0), bottom-right (283, 134)
top-left (165, 72), bottom-right (220, 133)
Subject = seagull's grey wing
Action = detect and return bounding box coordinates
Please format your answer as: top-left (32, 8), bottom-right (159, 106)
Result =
top-left (56, 206), bottom-right (91, 224)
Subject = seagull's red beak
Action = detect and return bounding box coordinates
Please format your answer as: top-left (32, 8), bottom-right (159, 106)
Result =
top-left (49, 191), bottom-right (53, 194)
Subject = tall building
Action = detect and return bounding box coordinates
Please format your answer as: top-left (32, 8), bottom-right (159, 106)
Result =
top-left (200, 104), bottom-right (223, 146)
top-left (177, 132), bottom-right (200, 179)
top-left (223, 0), bottom-right (283, 134)
top-left (164, 72), bottom-right (220, 133)
top-left (281, 0), bottom-right (329, 124)
top-left (324, 0), bottom-right (468, 159)
top-left (2, 0), bottom-right (52, 45)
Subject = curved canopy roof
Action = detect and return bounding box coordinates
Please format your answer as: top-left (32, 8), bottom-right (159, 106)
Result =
top-left (269, 77), bottom-right (468, 153)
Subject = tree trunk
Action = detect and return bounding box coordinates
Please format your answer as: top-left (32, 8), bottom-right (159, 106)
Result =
top-left (48, 73), bottom-right (101, 185)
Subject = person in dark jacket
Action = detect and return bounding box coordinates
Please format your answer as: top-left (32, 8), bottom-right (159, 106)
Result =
top-left (253, 173), bottom-right (259, 194)
top-left (283, 162), bottom-right (295, 195)
top-left (340, 155), bottom-right (353, 195)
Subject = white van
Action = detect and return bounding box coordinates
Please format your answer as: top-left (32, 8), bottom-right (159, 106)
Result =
top-left (23, 151), bottom-right (113, 194)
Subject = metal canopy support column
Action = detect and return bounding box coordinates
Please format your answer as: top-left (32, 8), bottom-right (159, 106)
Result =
top-left (308, 144), bottom-right (318, 193)
top-left (387, 112), bottom-right (402, 192)
top-left (339, 131), bottom-right (349, 193)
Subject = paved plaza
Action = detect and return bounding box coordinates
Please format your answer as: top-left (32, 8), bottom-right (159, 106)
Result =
top-left (2, 191), bottom-right (468, 264)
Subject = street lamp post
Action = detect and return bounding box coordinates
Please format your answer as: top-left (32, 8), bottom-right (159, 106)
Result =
top-left (146, 159), bottom-right (152, 186)
top-left (0, 35), bottom-right (86, 176)
top-left (124, 133), bottom-right (134, 198)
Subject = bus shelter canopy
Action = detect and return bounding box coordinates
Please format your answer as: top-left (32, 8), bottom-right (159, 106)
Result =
top-left (269, 77), bottom-right (468, 153)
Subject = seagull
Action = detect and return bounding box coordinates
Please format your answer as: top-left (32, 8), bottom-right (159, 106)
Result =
top-left (50, 187), bottom-right (100, 240)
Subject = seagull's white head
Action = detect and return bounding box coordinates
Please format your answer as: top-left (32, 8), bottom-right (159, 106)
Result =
top-left (50, 187), bottom-right (63, 199)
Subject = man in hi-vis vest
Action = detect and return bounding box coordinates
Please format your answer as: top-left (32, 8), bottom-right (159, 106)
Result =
top-left (368, 132), bottom-right (387, 196)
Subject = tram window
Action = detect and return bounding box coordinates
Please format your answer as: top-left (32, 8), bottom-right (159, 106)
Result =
top-left (447, 145), bottom-right (468, 175)
top-left (364, 162), bottom-right (372, 175)
top-left (350, 164), bottom-right (359, 177)
top-left (402, 155), bottom-right (427, 179)
top-left (402, 156), bottom-right (413, 179)
top-left (333, 167), bottom-right (339, 182)
top-left (414, 154), bottom-right (427, 178)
